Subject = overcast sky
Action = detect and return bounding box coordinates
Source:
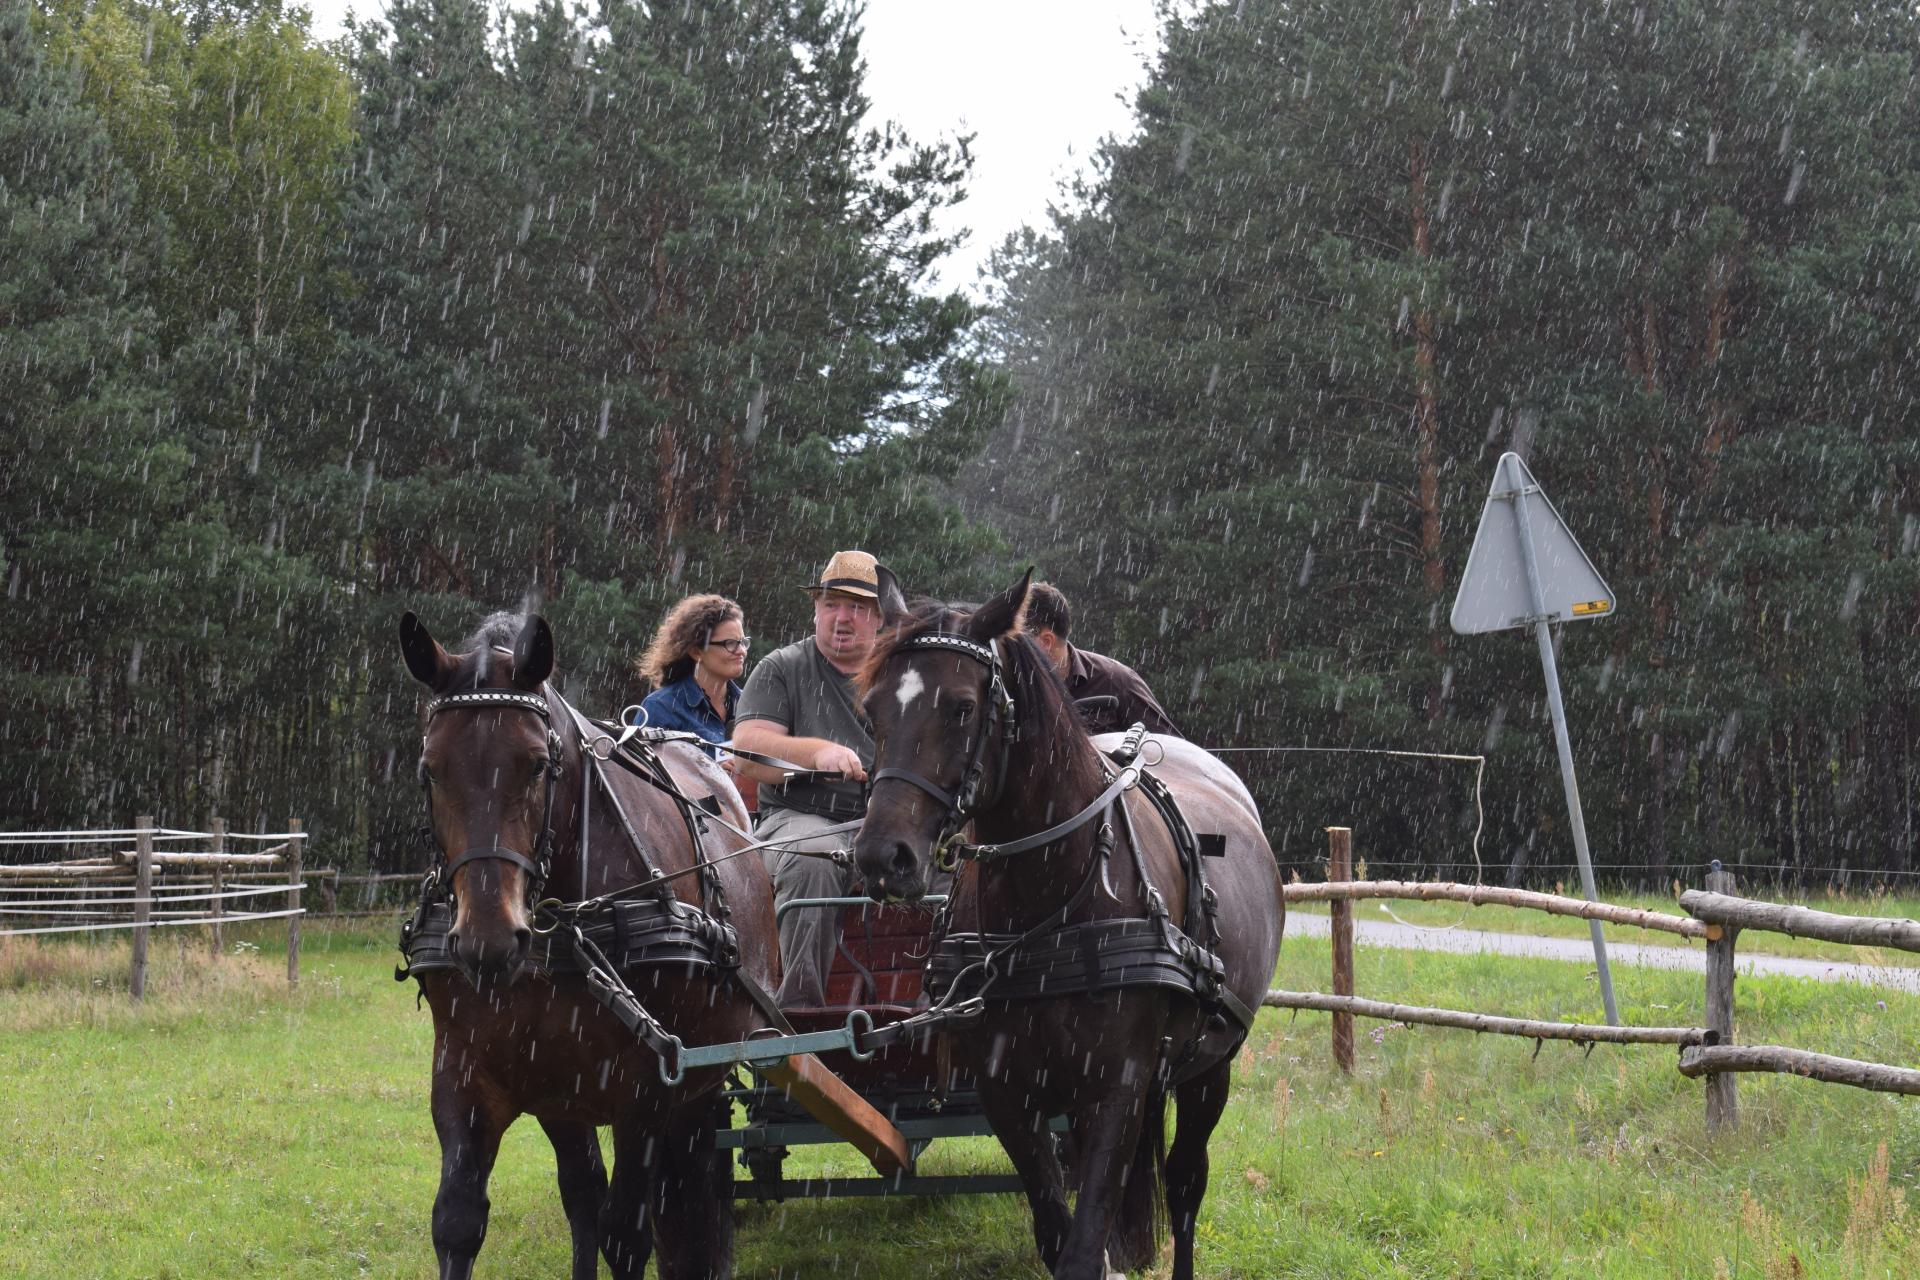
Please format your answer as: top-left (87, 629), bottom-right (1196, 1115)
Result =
top-left (299, 0), bottom-right (1167, 294)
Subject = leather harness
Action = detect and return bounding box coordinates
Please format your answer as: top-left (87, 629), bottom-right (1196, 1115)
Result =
top-left (396, 682), bottom-right (792, 1083)
top-left (874, 634), bottom-right (1256, 1035)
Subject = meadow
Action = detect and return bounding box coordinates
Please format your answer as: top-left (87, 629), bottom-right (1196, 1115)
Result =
top-left (0, 908), bottom-right (1913, 1279)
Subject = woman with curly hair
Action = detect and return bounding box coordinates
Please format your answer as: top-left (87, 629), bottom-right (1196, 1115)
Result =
top-left (636, 594), bottom-right (749, 762)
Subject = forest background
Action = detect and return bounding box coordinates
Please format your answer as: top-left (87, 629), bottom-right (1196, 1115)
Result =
top-left (5, 0), bottom-right (1919, 891)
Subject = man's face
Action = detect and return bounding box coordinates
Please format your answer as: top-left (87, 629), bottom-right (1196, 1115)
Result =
top-left (1031, 627), bottom-right (1069, 676)
top-left (813, 591), bottom-right (881, 667)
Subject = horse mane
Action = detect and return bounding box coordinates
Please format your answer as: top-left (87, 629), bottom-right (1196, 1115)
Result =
top-left (861, 597), bottom-right (1105, 801)
top-left (466, 611), bottom-right (527, 653)
top-left (443, 611), bottom-right (531, 691)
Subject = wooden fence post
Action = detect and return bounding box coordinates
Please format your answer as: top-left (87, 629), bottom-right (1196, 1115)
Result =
top-left (1703, 861), bottom-right (1739, 1134)
top-left (130, 816), bottom-right (153, 1002)
top-left (210, 816), bottom-right (226, 957)
top-left (1328, 825), bottom-right (1355, 1074)
top-left (287, 819), bottom-right (303, 988)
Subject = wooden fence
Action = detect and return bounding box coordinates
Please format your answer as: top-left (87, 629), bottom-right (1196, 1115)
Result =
top-left (0, 816), bottom-right (308, 999)
top-left (1265, 829), bottom-right (1919, 1128)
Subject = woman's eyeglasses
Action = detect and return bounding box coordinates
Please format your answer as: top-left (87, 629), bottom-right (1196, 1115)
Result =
top-left (709, 637), bottom-right (751, 655)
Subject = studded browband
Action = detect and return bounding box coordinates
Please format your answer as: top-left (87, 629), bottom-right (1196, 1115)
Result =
top-left (425, 689), bottom-right (552, 718)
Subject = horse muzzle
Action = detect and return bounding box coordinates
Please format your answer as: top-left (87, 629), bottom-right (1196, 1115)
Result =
top-left (853, 832), bottom-right (931, 903)
top-left (447, 920), bottom-right (533, 987)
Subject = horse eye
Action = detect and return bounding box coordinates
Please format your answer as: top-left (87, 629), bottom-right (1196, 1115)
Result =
top-left (953, 700), bottom-right (976, 724)
top-left (416, 759), bottom-right (433, 787)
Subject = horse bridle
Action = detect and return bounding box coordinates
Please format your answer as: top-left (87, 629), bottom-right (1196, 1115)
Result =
top-left (418, 688), bottom-right (565, 905)
top-left (869, 633), bottom-right (1018, 871)
top-left (873, 632), bottom-right (1148, 872)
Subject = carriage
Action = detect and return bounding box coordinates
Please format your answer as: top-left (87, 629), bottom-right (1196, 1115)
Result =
top-left (397, 576), bottom-right (1281, 1279)
top-left (720, 895), bottom-right (1047, 1201)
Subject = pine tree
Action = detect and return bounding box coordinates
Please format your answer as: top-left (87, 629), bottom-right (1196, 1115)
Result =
top-left (0, 0), bottom-right (170, 824)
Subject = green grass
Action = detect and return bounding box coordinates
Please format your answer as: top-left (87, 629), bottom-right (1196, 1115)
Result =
top-left (1, 921), bottom-right (1916, 1278)
top-left (1287, 884), bottom-right (1920, 969)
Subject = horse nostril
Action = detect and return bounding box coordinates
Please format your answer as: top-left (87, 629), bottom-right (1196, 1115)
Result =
top-left (889, 842), bottom-right (917, 881)
top-left (513, 927), bottom-right (531, 952)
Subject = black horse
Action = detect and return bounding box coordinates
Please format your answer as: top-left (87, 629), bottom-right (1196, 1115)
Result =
top-left (400, 611), bottom-right (778, 1279)
top-left (852, 574), bottom-right (1283, 1280)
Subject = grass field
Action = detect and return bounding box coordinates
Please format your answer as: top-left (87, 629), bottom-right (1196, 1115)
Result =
top-left (0, 907), bottom-right (1915, 1279)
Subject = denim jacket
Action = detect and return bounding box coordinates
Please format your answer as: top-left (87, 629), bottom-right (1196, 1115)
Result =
top-left (638, 675), bottom-right (739, 758)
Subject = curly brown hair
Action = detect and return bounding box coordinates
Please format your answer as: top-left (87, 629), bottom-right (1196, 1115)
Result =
top-left (636, 594), bottom-right (744, 689)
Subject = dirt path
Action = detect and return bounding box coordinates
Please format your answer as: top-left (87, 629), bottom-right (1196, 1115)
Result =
top-left (1286, 912), bottom-right (1920, 995)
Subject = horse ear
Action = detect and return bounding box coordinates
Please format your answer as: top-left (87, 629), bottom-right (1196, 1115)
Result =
top-left (966, 567), bottom-right (1034, 643)
top-left (874, 562), bottom-right (910, 627)
top-left (399, 612), bottom-right (454, 688)
top-left (512, 614), bottom-right (555, 689)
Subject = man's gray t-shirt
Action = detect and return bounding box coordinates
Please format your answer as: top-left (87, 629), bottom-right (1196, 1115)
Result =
top-left (735, 639), bottom-right (873, 818)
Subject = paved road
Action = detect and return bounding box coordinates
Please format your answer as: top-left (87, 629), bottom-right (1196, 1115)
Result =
top-left (1287, 911), bottom-right (1920, 995)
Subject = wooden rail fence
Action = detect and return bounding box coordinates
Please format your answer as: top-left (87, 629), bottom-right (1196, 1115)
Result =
top-left (1265, 830), bottom-right (1919, 1128)
top-left (0, 817), bottom-right (309, 1000)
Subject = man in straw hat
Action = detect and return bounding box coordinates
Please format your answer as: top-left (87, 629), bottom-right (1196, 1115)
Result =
top-left (732, 550), bottom-right (898, 1006)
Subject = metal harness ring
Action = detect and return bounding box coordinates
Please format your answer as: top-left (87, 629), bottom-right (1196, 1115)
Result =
top-left (530, 898), bottom-right (567, 936)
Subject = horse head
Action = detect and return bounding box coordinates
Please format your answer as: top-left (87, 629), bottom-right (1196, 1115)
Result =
top-left (853, 570), bottom-right (1035, 902)
top-left (400, 610), bottom-right (563, 987)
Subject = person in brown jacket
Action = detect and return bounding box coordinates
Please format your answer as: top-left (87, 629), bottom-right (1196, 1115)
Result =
top-left (1022, 581), bottom-right (1181, 738)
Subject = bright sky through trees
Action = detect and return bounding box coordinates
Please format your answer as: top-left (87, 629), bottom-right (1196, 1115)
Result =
top-left (300, 0), bottom-right (1164, 293)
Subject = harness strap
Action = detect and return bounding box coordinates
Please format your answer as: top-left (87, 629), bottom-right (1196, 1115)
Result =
top-left (447, 846), bottom-right (543, 881)
top-left (958, 765), bottom-right (1137, 861)
top-left (611, 722), bottom-right (847, 787)
top-left (870, 766), bottom-right (960, 813)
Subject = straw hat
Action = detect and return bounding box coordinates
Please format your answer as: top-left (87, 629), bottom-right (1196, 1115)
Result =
top-left (804, 549), bottom-right (881, 599)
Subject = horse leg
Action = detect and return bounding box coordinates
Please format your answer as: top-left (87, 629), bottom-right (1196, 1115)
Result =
top-left (1105, 1083), bottom-right (1167, 1273)
top-left (429, 1086), bottom-right (515, 1280)
top-left (539, 1117), bottom-right (608, 1280)
top-left (1166, 1057), bottom-right (1233, 1280)
top-left (600, 1115), bottom-right (661, 1280)
top-left (651, 1095), bottom-right (734, 1280)
top-left (976, 1083), bottom-right (1072, 1271)
top-left (1054, 1088), bottom-right (1151, 1280)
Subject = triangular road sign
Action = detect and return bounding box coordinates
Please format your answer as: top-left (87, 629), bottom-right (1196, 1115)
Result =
top-left (1450, 453), bottom-right (1615, 635)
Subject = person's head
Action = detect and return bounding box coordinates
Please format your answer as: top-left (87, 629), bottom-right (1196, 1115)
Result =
top-left (1023, 581), bottom-right (1072, 675)
top-left (806, 549), bottom-right (886, 672)
top-left (637, 594), bottom-right (747, 689)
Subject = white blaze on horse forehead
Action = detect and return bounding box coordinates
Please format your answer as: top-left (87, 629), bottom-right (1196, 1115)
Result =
top-left (894, 665), bottom-right (926, 713)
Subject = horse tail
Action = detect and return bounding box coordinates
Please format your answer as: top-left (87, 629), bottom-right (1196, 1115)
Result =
top-left (1107, 1083), bottom-right (1168, 1271)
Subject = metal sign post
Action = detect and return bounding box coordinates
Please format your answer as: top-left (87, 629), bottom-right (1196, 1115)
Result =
top-left (1452, 451), bottom-right (1620, 1025)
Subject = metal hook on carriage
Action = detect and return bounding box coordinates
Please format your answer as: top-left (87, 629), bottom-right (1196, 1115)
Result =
top-left (843, 1008), bottom-right (877, 1063)
top-left (657, 1032), bottom-right (688, 1087)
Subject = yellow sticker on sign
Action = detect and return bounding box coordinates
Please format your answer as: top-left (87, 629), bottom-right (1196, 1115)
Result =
top-left (1571, 599), bottom-right (1612, 616)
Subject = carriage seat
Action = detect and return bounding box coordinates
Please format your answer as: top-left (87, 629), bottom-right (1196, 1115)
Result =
top-left (778, 901), bottom-right (935, 1023)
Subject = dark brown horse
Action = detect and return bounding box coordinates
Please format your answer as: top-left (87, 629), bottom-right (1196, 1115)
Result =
top-left (400, 610), bottom-right (777, 1280)
top-left (852, 574), bottom-right (1283, 1280)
